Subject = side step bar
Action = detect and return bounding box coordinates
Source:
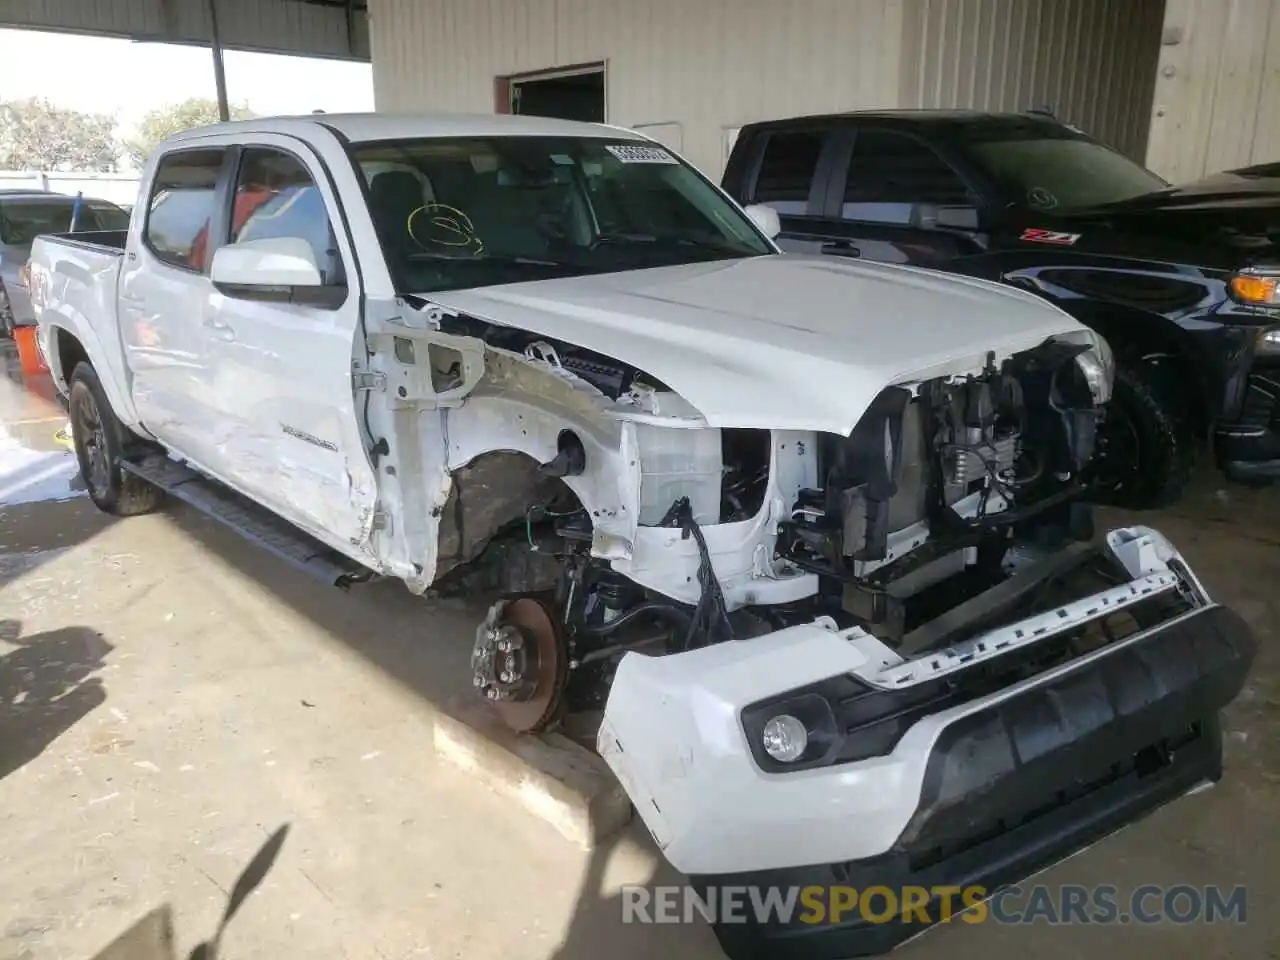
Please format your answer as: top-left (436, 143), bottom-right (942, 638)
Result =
top-left (121, 454), bottom-right (371, 587)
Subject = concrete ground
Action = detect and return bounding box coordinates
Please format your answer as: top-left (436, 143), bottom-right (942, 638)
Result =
top-left (0, 344), bottom-right (1276, 960)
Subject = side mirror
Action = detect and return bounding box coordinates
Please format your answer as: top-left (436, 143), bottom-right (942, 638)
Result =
top-left (211, 236), bottom-right (324, 289)
top-left (916, 203), bottom-right (980, 231)
top-left (743, 203), bottom-right (781, 240)
top-left (210, 237), bottom-right (346, 308)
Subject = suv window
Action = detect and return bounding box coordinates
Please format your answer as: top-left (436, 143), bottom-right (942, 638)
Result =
top-left (145, 149), bottom-right (224, 271)
top-left (0, 197), bottom-right (128, 244)
top-left (842, 130), bottom-right (970, 224)
top-left (231, 148), bottom-right (344, 285)
top-left (752, 131), bottom-right (825, 215)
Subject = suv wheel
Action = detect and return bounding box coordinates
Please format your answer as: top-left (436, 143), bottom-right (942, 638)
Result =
top-left (1094, 360), bottom-right (1194, 510)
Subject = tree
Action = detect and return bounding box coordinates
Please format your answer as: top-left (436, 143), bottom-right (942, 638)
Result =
top-left (124, 98), bottom-right (255, 168)
top-left (0, 98), bottom-right (120, 172)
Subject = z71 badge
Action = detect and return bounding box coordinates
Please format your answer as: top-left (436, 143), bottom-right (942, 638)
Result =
top-left (1020, 227), bottom-right (1082, 245)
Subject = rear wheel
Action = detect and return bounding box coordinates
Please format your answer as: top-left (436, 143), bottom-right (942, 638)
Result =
top-left (1094, 360), bottom-right (1194, 510)
top-left (68, 363), bottom-right (163, 516)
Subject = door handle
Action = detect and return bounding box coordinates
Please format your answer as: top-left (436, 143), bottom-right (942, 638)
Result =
top-left (204, 317), bottom-right (236, 341)
top-left (820, 240), bottom-right (861, 258)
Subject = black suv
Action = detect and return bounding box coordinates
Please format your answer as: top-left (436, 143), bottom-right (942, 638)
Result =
top-left (722, 110), bottom-right (1280, 507)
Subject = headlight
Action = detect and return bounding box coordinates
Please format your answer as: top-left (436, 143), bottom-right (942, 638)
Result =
top-left (1256, 327), bottom-right (1280, 356)
top-left (1229, 271), bottom-right (1280, 305)
top-left (761, 714), bottom-right (808, 762)
top-left (1074, 333), bottom-right (1114, 404)
top-left (1054, 329), bottom-right (1114, 404)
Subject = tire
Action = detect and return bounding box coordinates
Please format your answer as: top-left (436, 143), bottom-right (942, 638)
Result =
top-left (1094, 360), bottom-right (1195, 510)
top-left (68, 362), bottom-right (164, 516)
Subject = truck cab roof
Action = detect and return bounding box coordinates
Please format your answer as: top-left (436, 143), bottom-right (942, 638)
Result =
top-left (165, 112), bottom-right (651, 147)
top-left (739, 108), bottom-right (1068, 133)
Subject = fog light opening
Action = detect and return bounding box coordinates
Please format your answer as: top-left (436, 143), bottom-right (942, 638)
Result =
top-left (762, 714), bottom-right (808, 763)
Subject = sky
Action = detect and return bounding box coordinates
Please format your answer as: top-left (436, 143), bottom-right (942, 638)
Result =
top-left (0, 27), bottom-right (374, 132)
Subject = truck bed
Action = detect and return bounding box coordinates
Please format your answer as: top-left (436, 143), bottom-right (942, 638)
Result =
top-left (31, 230), bottom-right (128, 400)
top-left (41, 229), bottom-right (128, 253)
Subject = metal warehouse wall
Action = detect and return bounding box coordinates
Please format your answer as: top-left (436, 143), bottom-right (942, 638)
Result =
top-left (367, 0), bottom-right (1169, 177)
top-left (1146, 0), bottom-right (1280, 182)
top-left (901, 0), bottom-right (1165, 160)
top-left (368, 0), bottom-right (911, 176)
top-left (0, 0), bottom-right (370, 60)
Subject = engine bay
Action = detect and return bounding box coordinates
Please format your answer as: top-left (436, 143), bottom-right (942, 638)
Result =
top-left (464, 334), bottom-right (1109, 733)
top-left (777, 341), bottom-right (1100, 647)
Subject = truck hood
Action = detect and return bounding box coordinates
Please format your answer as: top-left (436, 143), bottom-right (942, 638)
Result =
top-left (426, 254), bottom-right (1085, 435)
top-left (1060, 171), bottom-right (1280, 266)
top-left (1102, 166), bottom-right (1280, 209)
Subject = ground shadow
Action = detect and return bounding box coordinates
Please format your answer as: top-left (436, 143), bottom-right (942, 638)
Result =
top-left (0, 497), bottom-right (113, 588)
top-left (163, 506), bottom-right (483, 710)
top-left (0, 619), bottom-right (113, 780)
top-left (547, 825), bottom-right (723, 960)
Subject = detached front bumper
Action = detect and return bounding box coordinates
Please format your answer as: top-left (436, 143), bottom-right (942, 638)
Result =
top-left (702, 606), bottom-right (1250, 960)
top-left (598, 528), bottom-right (1256, 960)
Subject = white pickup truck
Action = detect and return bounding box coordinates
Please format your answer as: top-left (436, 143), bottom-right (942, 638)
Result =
top-left (31, 114), bottom-right (1254, 958)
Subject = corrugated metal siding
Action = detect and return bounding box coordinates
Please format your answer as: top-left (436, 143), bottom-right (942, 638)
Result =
top-left (901, 0), bottom-right (1165, 159)
top-left (0, 0), bottom-right (369, 60)
top-left (369, 0), bottom-right (910, 176)
top-left (1146, 0), bottom-right (1280, 181)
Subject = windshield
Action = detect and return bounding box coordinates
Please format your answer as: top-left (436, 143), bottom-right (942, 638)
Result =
top-left (352, 136), bottom-right (773, 293)
top-left (958, 122), bottom-right (1169, 212)
top-left (0, 197), bottom-right (129, 245)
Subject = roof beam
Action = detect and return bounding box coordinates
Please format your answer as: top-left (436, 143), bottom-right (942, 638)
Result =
top-left (0, 0), bottom-right (370, 61)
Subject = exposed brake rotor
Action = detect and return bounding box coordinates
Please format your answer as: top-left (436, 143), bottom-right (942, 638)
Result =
top-left (471, 596), bottom-right (568, 733)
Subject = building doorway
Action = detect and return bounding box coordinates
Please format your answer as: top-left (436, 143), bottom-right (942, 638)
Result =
top-left (496, 64), bottom-right (605, 123)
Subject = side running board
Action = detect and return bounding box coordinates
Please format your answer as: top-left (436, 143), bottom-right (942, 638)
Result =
top-left (120, 454), bottom-right (371, 588)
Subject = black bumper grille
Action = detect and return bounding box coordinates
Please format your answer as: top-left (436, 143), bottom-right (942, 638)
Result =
top-left (902, 603), bottom-right (1255, 853)
top-left (828, 581), bottom-right (1195, 765)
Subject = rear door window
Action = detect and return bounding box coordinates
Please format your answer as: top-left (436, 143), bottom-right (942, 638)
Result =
top-left (144, 149), bottom-right (226, 271)
top-left (751, 131), bottom-right (827, 215)
top-left (842, 130), bottom-right (970, 223)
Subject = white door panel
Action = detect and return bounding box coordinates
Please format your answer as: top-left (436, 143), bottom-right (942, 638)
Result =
top-left (119, 146), bottom-right (228, 465)
top-left (202, 136), bottom-right (377, 554)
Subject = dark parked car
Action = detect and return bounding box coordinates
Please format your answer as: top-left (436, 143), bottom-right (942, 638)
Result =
top-left (722, 110), bottom-right (1280, 507)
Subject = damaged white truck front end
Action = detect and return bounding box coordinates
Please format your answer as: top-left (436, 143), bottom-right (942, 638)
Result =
top-left (380, 255), bottom-right (1255, 959)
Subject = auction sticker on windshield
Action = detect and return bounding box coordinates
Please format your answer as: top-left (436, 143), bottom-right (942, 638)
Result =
top-left (606, 144), bottom-right (678, 164)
